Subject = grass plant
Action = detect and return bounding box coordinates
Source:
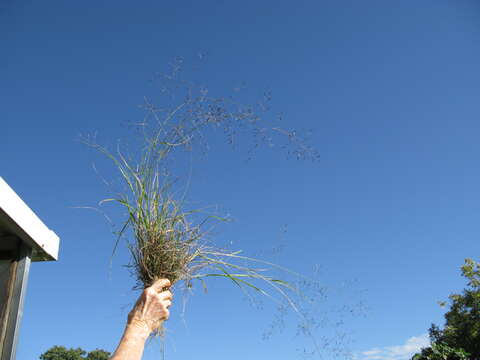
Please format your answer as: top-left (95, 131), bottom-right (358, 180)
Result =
top-left (89, 132), bottom-right (300, 300)
top-left (87, 57), bottom-right (318, 293)
top-left (85, 58), bottom-right (357, 356)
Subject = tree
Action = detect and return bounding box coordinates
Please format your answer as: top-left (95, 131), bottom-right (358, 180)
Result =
top-left (85, 349), bottom-right (111, 360)
top-left (39, 346), bottom-right (110, 360)
top-left (412, 342), bottom-right (469, 360)
top-left (412, 258), bottom-right (480, 360)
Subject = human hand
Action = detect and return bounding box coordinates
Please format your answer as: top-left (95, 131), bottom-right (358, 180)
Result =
top-left (127, 278), bottom-right (172, 338)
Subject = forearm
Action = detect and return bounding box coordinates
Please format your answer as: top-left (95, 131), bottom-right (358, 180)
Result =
top-left (110, 325), bottom-right (149, 360)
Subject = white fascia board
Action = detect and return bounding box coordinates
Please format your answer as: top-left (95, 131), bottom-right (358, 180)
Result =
top-left (0, 177), bottom-right (59, 261)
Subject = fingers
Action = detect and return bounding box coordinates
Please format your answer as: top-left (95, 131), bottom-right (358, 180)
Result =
top-left (151, 278), bottom-right (171, 292)
top-left (143, 287), bottom-right (172, 305)
top-left (143, 279), bottom-right (173, 322)
top-left (162, 308), bottom-right (170, 321)
top-left (144, 286), bottom-right (173, 308)
top-left (159, 290), bottom-right (172, 301)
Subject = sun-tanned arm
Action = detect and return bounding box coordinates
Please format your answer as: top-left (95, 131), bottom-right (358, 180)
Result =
top-left (110, 278), bottom-right (172, 360)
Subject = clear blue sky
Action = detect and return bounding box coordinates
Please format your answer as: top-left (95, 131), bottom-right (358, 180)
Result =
top-left (2, 1), bottom-right (480, 359)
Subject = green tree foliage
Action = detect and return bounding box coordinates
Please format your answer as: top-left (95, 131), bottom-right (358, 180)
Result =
top-left (412, 258), bottom-right (480, 360)
top-left (85, 349), bottom-right (111, 360)
top-left (412, 342), bottom-right (469, 360)
top-left (39, 346), bottom-right (110, 360)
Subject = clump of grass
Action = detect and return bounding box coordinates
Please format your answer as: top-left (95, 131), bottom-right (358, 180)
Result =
top-left (90, 134), bottom-right (295, 296)
top-left (129, 196), bottom-right (198, 287)
top-left (87, 57), bottom-right (319, 292)
top-left (84, 58), bottom-right (360, 357)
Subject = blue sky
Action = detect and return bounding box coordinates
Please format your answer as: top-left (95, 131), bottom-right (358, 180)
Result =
top-left (2, 1), bottom-right (480, 359)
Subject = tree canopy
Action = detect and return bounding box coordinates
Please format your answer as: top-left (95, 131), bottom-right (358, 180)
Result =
top-left (39, 346), bottom-right (110, 360)
top-left (412, 258), bottom-right (480, 360)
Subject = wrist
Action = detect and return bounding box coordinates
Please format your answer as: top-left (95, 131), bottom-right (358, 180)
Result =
top-left (124, 323), bottom-right (151, 342)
